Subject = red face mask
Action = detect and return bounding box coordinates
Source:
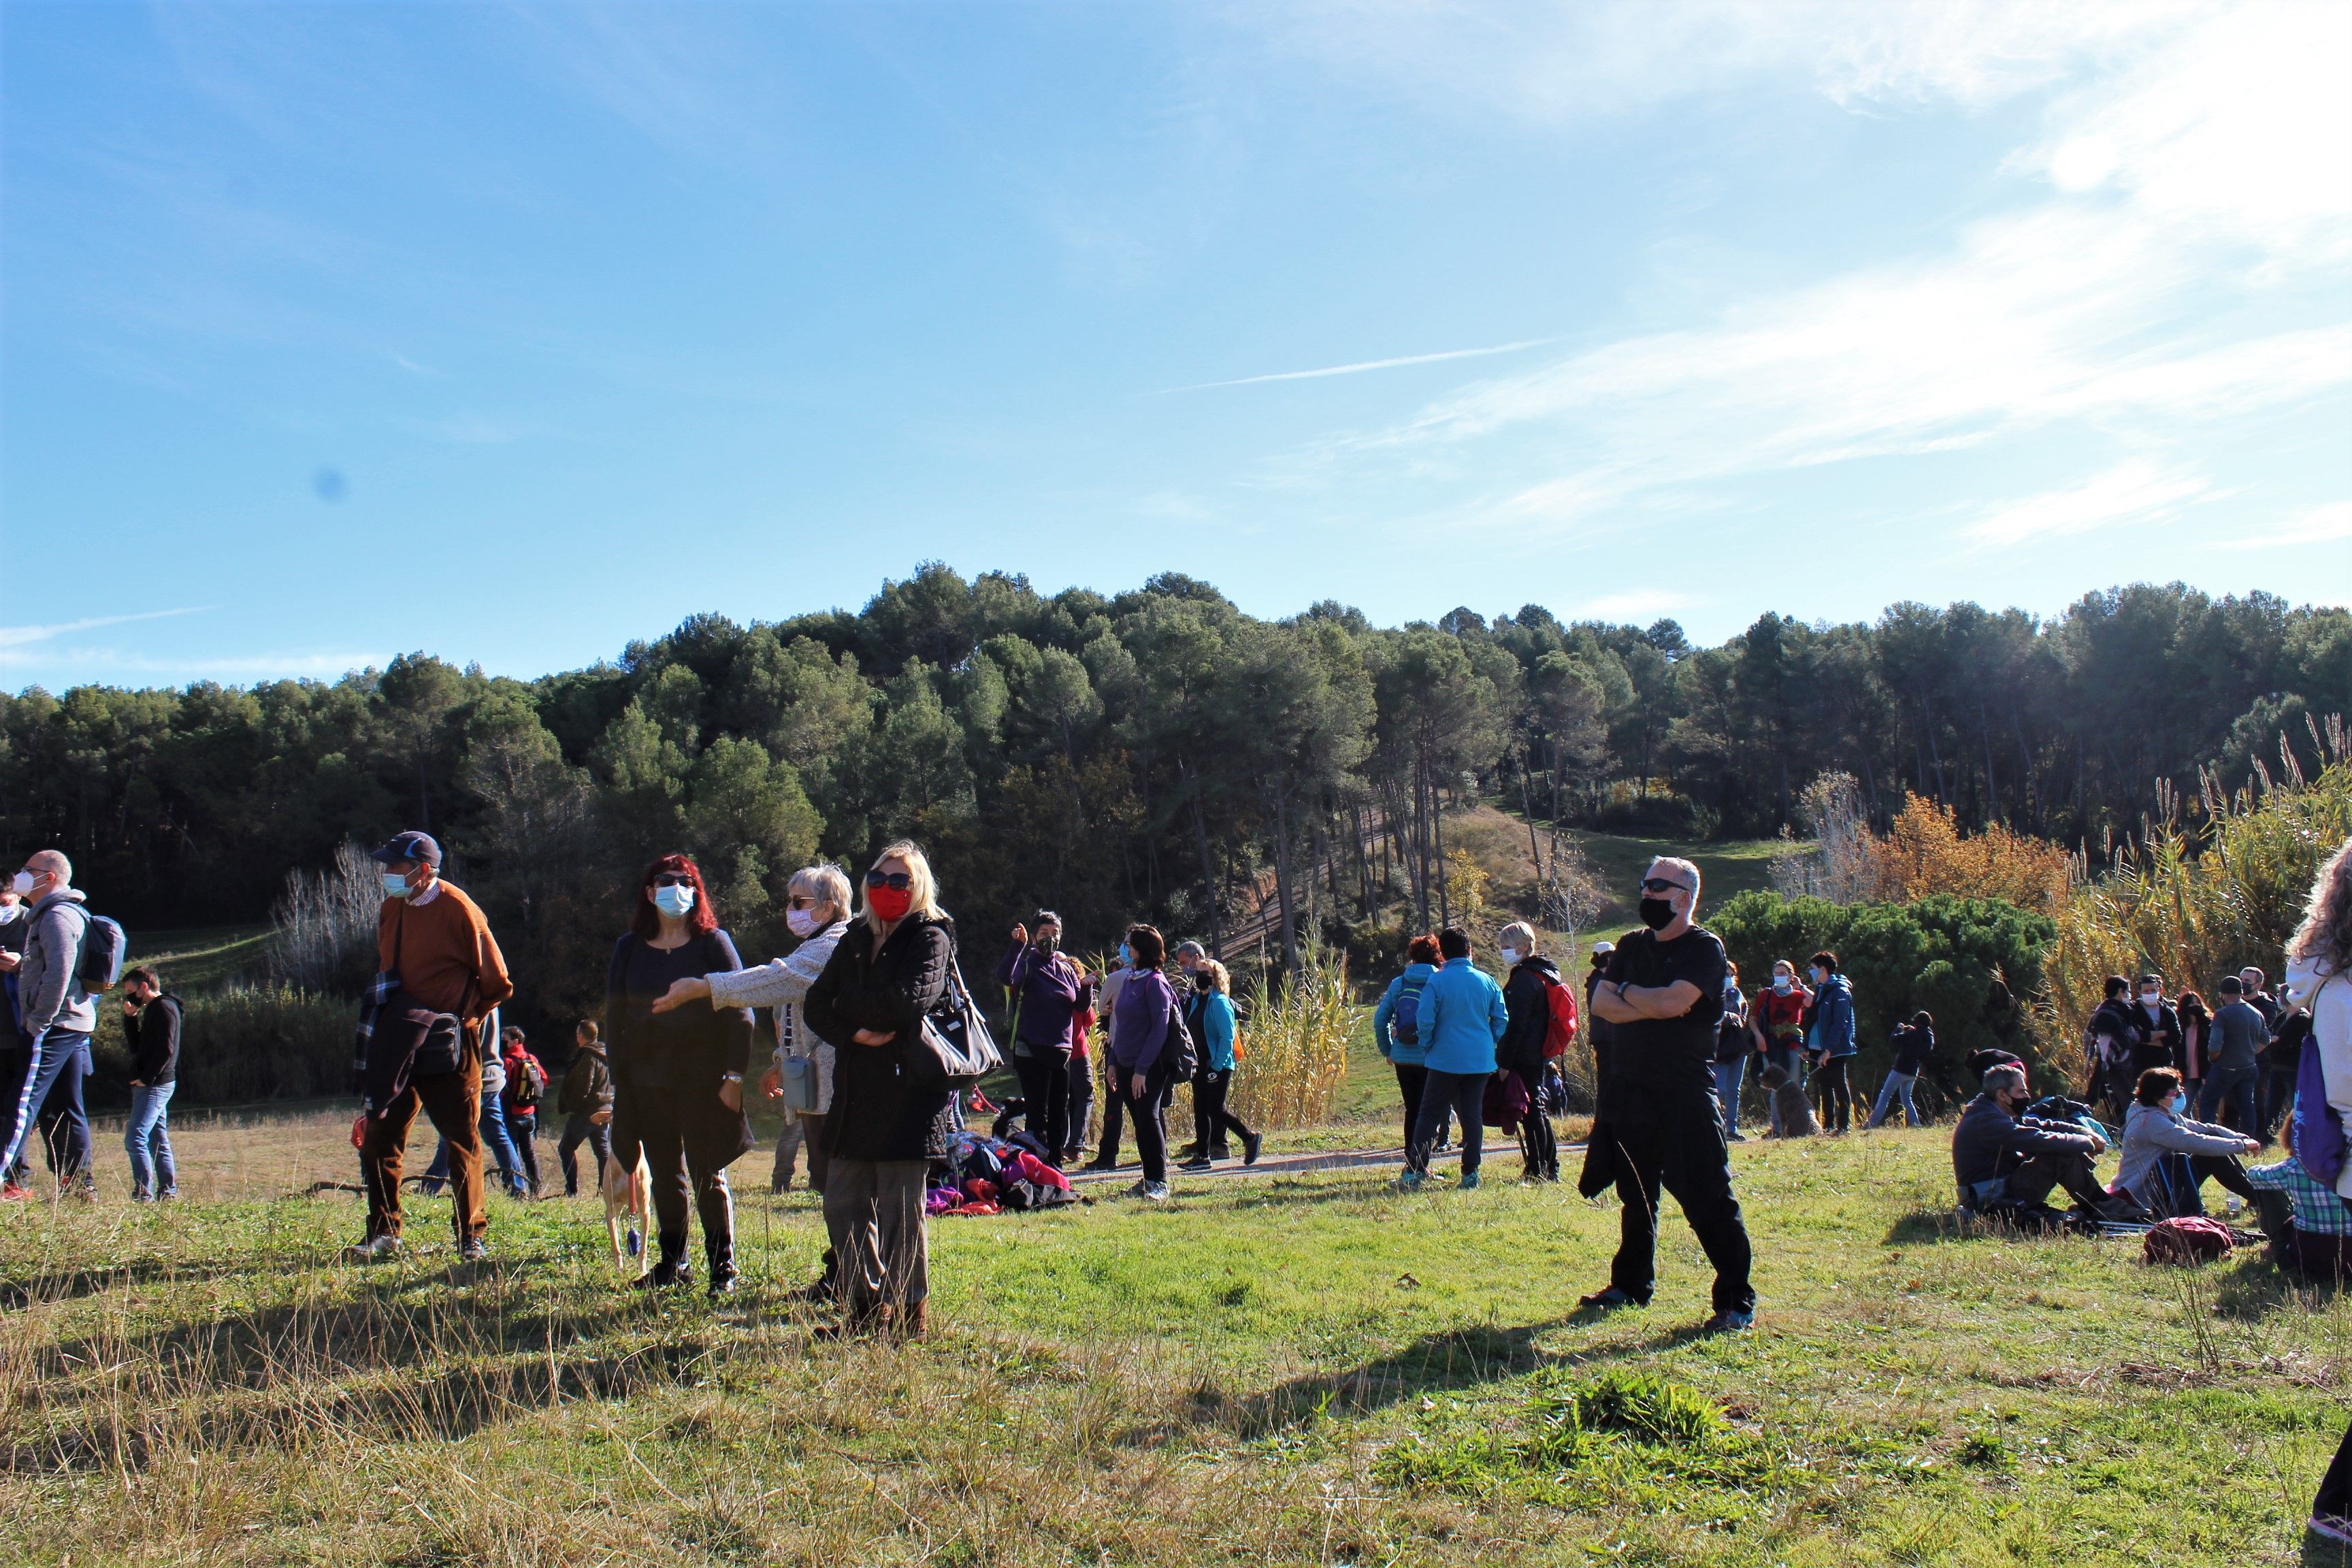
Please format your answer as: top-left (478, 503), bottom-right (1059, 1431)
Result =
top-left (868, 885), bottom-right (913, 923)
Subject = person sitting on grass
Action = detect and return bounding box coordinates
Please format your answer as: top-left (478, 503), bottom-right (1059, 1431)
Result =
top-left (1758, 1062), bottom-right (1816, 1138)
top-left (1952, 1062), bottom-right (2134, 1226)
top-left (2112, 1066), bottom-right (2259, 1218)
top-left (2247, 1111), bottom-right (2352, 1281)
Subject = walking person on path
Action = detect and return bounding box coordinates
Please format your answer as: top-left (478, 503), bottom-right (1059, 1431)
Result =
top-left (604, 854), bottom-right (756, 1294)
top-left (1804, 951), bottom-right (1857, 1134)
top-left (0, 851), bottom-right (99, 1202)
top-left (119, 966), bottom-right (182, 1202)
top-left (802, 841), bottom-right (960, 1337)
top-left (1105, 924), bottom-right (1183, 1201)
top-left (2280, 838), bottom-right (2352, 1550)
top-left (655, 864), bottom-right (855, 1198)
top-left (1868, 1012), bottom-right (1935, 1129)
top-left (1578, 855), bottom-right (1757, 1333)
top-left (1374, 934), bottom-right (1443, 1158)
top-left (1179, 959), bottom-right (1260, 1170)
top-left (346, 832), bottom-right (514, 1261)
top-left (554, 1020), bottom-right (614, 1196)
top-left (1399, 927), bottom-right (1506, 1192)
top-left (997, 911), bottom-right (1083, 1168)
top-left (1496, 922), bottom-right (1563, 1181)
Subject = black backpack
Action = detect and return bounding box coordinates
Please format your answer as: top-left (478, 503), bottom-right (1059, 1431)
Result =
top-left (1162, 990), bottom-right (1200, 1079)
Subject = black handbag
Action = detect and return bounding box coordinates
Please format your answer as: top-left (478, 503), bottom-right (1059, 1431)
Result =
top-left (909, 957), bottom-right (1003, 1091)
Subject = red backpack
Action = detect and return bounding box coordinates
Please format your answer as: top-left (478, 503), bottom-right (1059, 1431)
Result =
top-left (1539, 973), bottom-right (1579, 1059)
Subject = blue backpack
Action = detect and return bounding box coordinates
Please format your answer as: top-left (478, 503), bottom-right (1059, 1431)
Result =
top-left (2295, 975), bottom-right (2344, 1187)
top-left (1394, 975), bottom-right (1429, 1046)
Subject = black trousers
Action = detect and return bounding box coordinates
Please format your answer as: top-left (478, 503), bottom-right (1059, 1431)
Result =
top-left (1516, 1081), bottom-right (1558, 1179)
top-left (1013, 1051), bottom-right (1073, 1165)
top-left (1812, 1056), bottom-right (1852, 1132)
top-left (2318, 1416), bottom-right (2352, 1520)
top-left (557, 1112), bottom-right (612, 1195)
top-left (1408, 1070), bottom-right (1487, 1177)
top-left (1995, 1148), bottom-right (2108, 1212)
top-left (1112, 1070), bottom-right (1172, 1182)
top-left (1191, 1066), bottom-right (1254, 1157)
top-left (2259, 1065), bottom-right (2300, 1143)
top-left (1605, 1088), bottom-right (1755, 1314)
top-left (611, 1087), bottom-right (734, 1275)
top-left (1066, 1054), bottom-right (1094, 1157)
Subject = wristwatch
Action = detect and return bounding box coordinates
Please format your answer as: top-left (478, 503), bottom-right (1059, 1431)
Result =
top-left (721, 1073), bottom-right (742, 1083)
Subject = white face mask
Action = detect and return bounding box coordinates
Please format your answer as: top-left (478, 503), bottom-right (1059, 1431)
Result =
top-left (652, 884), bottom-right (696, 918)
top-left (2140, 992), bottom-right (2161, 1008)
top-left (785, 905), bottom-right (826, 939)
top-left (10, 870), bottom-right (35, 897)
top-left (1500, 947), bottom-right (1525, 968)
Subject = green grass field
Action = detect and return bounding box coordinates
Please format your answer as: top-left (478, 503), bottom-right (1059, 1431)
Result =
top-left (3, 1111), bottom-right (2346, 1567)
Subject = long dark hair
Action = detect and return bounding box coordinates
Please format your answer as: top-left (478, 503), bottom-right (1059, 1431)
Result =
top-left (632, 853), bottom-right (719, 942)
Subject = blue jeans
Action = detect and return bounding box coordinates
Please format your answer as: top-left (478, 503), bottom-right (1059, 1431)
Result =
top-left (1868, 1070), bottom-right (1921, 1128)
top-left (424, 1100), bottom-right (527, 1196)
top-left (125, 1082), bottom-right (177, 1197)
top-left (2200, 1065), bottom-right (2258, 1134)
top-left (1712, 1058), bottom-right (1748, 1138)
top-left (0, 1028), bottom-right (92, 1188)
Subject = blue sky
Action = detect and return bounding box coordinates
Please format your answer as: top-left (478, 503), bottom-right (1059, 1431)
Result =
top-left (4, 1), bottom-right (2347, 689)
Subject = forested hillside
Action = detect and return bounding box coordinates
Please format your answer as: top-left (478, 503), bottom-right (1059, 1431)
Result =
top-left (2, 567), bottom-right (2343, 1022)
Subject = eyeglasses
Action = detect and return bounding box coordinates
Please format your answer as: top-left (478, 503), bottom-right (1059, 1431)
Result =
top-left (866, 869), bottom-right (913, 890)
top-left (1639, 877), bottom-right (1690, 894)
top-left (651, 874), bottom-right (693, 888)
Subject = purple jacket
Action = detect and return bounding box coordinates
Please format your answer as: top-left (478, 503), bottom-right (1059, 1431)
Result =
top-left (997, 942), bottom-right (1083, 1053)
top-left (1109, 968), bottom-right (1178, 1075)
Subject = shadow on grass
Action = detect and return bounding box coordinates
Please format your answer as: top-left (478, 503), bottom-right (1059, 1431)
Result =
top-left (0, 1256), bottom-right (266, 1309)
top-left (1882, 1208), bottom-right (1985, 1245)
top-left (2213, 1256), bottom-right (2343, 1320)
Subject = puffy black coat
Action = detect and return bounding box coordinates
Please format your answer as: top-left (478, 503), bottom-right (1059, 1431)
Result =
top-left (804, 913), bottom-right (958, 1162)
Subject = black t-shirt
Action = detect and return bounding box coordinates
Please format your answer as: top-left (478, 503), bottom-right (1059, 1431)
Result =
top-left (1601, 926), bottom-right (1729, 1093)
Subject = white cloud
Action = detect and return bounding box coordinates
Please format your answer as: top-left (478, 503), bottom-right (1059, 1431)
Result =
top-left (0, 608), bottom-right (208, 657)
top-left (2239, 502), bottom-right (2352, 550)
top-left (1963, 460), bottom-right (2214, 547)
top-left (1163, 337), bottom-right (1559, 392)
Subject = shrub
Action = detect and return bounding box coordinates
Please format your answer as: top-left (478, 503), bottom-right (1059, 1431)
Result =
top-left (1772, 781), bottom-right (2069, 911)
top-left (1230, 950), bottom-right (1357, 1130)
top-left (91, 984), bottom-right (351, 1108)
top-left (1711, 890), bottom-right (2054, 1102)
top-left (1544, 1369), bottom-right (1726, 1448)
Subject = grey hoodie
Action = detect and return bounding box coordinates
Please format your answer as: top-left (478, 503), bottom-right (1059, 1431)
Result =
top-left (20, 889), bottom-right (95, 1039)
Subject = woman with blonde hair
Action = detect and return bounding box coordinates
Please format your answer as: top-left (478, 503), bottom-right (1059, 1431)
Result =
top-left (802, 841), bottom-right (958, 1338)
top-left (1178, 958), bottom-right (1261, 1171)
top-left (2288, 838), bottom-right (2352, 1547)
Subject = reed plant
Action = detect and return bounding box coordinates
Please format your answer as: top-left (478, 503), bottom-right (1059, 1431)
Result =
top-left (1230, 949), bottom-right (1358, 1130)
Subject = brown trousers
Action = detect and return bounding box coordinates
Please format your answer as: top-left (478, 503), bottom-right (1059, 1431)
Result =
top-left (361, 1060), bottom-right (485, 1243)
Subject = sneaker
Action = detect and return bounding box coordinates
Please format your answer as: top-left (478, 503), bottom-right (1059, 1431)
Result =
top-left (157, 1190), bottom-right (178, 1201)
top-left (457, 1238), bottom-right (489, 1264)
top-left (1726, 1132), bottom-right (1748, 1143)
top-left (1140, 1181), bottom-right (1171, 1203)
top-left (131, 1191), bottom-right (154, 1205)
top-left (1395, 1171), bottom-right (1426, 1193)
top-left (67, 1181), bottom-right (97, 1204)
top-left (1081, 1156), bottom-right (1120, 1173)
top-left (1177, 1156), bottom-right (1213, 1172)
top-left (1242, 1131), bottom-right (1263, 1166)
top-left (1576, 1285), bottom-right (1644, 1311)
top-left (1459, 1171), bottom-right (1482, 1190)
top-left (1701, 1307), bottom-right (1756, 1335)
top-left (343, 1235), bottom-right (403, 1263)
top-left (2308, 1515), bottom-right (2352, 1546)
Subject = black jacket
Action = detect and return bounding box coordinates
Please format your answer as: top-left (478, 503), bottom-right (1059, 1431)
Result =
top-left (804, 913), bottom-right (958, 1162)
top-left (1498, 958), bottom-right (1561, 1073)
top-left (127, 993), bottom-right (183, 1085)
top-left (604, 930), bottom-right (756, 1165)
top-left (558, 1041), bottom-right (615, 1116)
top-left (1953, 1093), bottom-right (2098, 1197)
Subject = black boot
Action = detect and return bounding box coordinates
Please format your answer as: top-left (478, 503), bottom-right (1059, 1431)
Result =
top-left (634, 1231), bottom-right (692, 1290)
top-left (706, 1234), bottom-right (738, 1297)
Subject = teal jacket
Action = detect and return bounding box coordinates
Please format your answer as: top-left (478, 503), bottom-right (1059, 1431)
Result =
top-left (1373, 962), bottom-right (1439, 1066)
top-left (1418, 958), bottom-right (1508, 1076)
top-left (1185, 989), bottom-right (1238, 1073)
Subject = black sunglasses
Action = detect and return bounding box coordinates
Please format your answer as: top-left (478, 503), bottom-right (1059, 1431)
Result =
top-left (651, 873), bottom-right (693, 888)
top-left (1639, 877), bottom-right (1690, 894)
top-left (866, 869), bottom-right (913, 890)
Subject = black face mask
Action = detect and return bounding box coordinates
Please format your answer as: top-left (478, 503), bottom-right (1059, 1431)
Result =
top-left (1637, 897), bottom-right (1676, 930)
top-left (1194, 973), bottom-right (1214, 994)
top-left (1034, 934), bottom-right (1059, 955)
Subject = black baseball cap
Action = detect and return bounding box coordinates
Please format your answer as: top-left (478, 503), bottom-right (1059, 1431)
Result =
top-left (372, 831), bottom-right (442, 868)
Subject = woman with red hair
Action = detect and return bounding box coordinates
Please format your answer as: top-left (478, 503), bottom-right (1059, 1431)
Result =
top-left (604, 854), bottom-right (756, 1294)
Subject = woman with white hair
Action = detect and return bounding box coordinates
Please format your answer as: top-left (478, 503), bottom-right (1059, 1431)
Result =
top-left (2289, 837), bottom-right (2352, 1548)
top-left (802, 841), bottom-right (958, 1339)
top-left (655, 863), bottom-right (856, 1197)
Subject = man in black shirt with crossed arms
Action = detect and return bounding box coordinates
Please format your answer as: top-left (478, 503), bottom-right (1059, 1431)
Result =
top-left (1582, 855), bottom-right (1757, 1333)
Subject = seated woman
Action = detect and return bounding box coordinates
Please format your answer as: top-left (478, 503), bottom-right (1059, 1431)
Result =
top-left (2112, 1066), bottom-right (2259, 1218)
top-left (2248, 1113), bottom-right (2352, 1281)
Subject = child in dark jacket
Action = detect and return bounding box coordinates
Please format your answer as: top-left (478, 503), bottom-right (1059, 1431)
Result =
top-left (1761, 1063), bottom-right (1818, 1138)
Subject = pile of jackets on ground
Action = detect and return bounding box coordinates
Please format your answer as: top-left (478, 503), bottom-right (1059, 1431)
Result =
top-left (927, 1129), bottom-right (1077, 1218)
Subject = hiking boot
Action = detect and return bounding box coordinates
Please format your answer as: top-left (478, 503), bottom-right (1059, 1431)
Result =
top-left (1701, 1307), bottom-right (1756, 1335)
top-left (1395, 1170), bottom-right (1426, 1192)
top-left (1458, 1171), bottom-right (1482, 1191)
top-left (457, 1238), bottom-right (490, 1264)
top-left (707, 1267), bottom-right (738, 1298)
top-left (344, 1234), bottom-right (403, 1263)
top-left (1576, 1286), bottom-right (1644, 1311)
top-left (1242, 1131), bottom-right (1263, 1166)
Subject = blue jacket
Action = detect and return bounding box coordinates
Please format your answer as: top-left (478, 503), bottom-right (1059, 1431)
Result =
top-left (1808, 974), bottom-right (1857, 1058)
top-left (1373, 962), bottom-right (1439, 1066)
top-left (1186, 990), bottom-right (1238, 1072)
top-left (1418, 958), bottom-right (1508, 1076)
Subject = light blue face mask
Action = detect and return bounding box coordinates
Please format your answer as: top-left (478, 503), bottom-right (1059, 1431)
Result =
top-left (653, 884), bottom-right (697, 918)
top-left (1118, 943), bottom-right (1133, 967)
top-left (380, 872), bottom-right (412, 899)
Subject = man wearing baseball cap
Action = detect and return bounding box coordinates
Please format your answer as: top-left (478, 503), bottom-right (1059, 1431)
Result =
top-left (346, 831), bottom-right (514, 1263)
